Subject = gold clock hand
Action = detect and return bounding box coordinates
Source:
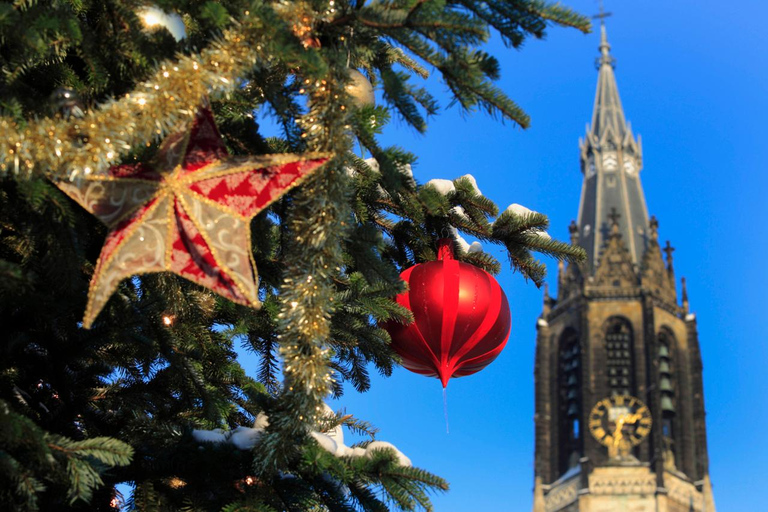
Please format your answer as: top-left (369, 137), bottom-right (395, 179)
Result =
top-left (612, 415), bottom-right (626, 447)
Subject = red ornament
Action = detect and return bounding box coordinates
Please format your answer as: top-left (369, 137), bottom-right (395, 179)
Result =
top-left (56, 104), bottom-right (329, 328)
top-left (383, 239), bottom-right (511, 387)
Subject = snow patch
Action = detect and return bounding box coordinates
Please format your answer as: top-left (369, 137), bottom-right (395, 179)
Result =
top-left (310, 430), bottom-right (339, 455)
top-left (458, 174), bottom-right (482, 195)
top-left (468, 241), bottom-right (483, 253)
top-left (399, 163), bottom-right (414, 178)
top-left (191, 428), bottom-right (227, 444)
top-left (451, 205), bottom-right (468, 219)
top-left (554, 465), bottom-right (581, 484)
top-left (449, 226), bottom-right (483, 254)
top-left (502, 203), bottom-right (552, 240)
top-left (229, 425), bottom-right (263, 450)
top-left (425, 178), bottom-right (455, 195)
top-left (366, 441), bottom-right (412, 467)
top-left (191, 403), bottom-right (412, 467)
top-left (505, 203), bottom-right (534, 216)
top-left (349, 157), bottom-right (413, 179)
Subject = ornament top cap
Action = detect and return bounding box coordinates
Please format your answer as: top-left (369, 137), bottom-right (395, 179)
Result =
top-left (436, 238), bottom-right (456, 261)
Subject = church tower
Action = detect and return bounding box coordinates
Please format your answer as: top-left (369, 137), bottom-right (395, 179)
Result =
top-left (532, 20), bottom-right (716, 512)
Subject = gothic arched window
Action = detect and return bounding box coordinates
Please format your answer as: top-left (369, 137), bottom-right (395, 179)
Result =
top-left (604, 317), bottom-right (635, 396)
top-left (658, 328), bottom-right (677, 468)
top-left (558, 329), bottom-right (582, 473)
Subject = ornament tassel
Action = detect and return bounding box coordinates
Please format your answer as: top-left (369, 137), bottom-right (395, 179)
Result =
top-left (443, 386), bottom-right (450, 434)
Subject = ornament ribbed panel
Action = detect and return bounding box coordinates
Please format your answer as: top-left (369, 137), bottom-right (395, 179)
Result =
top-left (439, 259), bottom-right (461, 385)
top-left (397, 265), bottom-right (441, 376)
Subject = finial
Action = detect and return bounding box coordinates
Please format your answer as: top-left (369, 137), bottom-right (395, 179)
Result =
top-left (542, 282), bottom-right (551, 316)
top-left (663, 240), bottom-right (675, 268)
top-left (681, 277), bottom-right (689, 313)
top-left (648, 215), bottom-right (659, 242)
top-left (568, 220), bottom-right (579, 245)
top-left (593, 1), bottom-right (614, 67)
top-left (557, 260), bottom-right (566, 294)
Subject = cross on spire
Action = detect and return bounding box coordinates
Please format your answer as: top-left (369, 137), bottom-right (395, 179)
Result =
top-left (592, 0), bottom-right (612, 24)
top-left (606, 208), bottom-right (622, 239)
top-left (593, 1), bottom-right (614, 67)
top-left (608, 208), bottom-right (621, 227)
top-left (663, 240), bottom-right (675, 262)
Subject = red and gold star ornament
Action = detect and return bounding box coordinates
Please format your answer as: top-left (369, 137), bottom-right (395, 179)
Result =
top-left (57, 106), bottom-right (330, 328)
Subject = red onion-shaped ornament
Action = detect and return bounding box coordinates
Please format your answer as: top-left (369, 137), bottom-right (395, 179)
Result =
top-left (383, 239), bottom-right (511, 387)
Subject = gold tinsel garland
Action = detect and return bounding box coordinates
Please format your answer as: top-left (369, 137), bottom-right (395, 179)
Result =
top-left (0, 22), bottom-right (266, 181)
top-left (1, 2), bottom-right (356, 470)
top-left (254, 67), bottom-right (355, 471)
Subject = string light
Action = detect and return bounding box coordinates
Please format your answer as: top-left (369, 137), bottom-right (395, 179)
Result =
top-left (168, 477), bottom-right (186, 489)
top-left (162, 315), bottom-right (174, 326)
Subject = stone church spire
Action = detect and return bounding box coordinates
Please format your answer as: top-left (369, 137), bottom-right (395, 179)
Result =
top-left (533, 12), bottom-right (716, 512)
top-left (577, 20), bottom-right (650, 271)
top-left (591, 23), bottom-right (626, 138)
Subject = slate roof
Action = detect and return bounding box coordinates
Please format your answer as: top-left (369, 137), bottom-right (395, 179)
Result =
top-left (577, 21), bottom-right (650, 272)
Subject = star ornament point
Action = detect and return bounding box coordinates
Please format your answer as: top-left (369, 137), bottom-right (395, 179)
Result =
top-left (57, 107), bottom-right (330, 328)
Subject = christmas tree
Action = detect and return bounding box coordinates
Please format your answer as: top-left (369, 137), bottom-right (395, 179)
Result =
top-left (0, 1), bottom-right (588, 510)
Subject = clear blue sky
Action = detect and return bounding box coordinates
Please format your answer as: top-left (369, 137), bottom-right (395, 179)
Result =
top-left (253, 1), bottom-right (768, 510)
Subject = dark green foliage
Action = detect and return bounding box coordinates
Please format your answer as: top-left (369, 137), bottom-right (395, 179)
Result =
top-left (1, 400), bottom-right (133, 509)
top-left (0, 0), bottom-right (587, 510)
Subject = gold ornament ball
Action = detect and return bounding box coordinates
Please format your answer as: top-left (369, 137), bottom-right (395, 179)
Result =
top-left (50, 88), bottom-right (84, 119)
top-left (346, 69), bottom-right (375, 108)
top-left (137, 5), bottom-right (186, 42)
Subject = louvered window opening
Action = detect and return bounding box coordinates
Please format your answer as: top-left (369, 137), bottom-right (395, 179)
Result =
top-left (560, 333), bottom-right (581, 434)
top-left (658, 331), bottom-right (676, 419)
top-left (605, 320), bottom-right (635, 396)
top-left (657, 329), bottom-right (678, 469)
top-left (558, 330), bottom-right (582, 473)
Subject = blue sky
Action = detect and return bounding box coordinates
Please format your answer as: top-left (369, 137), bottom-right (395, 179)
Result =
top-left (250, 1), bottom-right (768, 510)
top-left (326, 1), bottom-right (768, 510)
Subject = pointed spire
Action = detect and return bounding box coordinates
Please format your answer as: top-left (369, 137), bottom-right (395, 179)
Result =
top-left (599, 21), bottom-right (614, 68)
top-left (569, 220), bottom-right (579, 245)
top-left (542, 282), bottom-right (551, 316)
top-left (663, 240), bottom-right (677, 302)
top-left (649, 215), bottom-right (659, 243)
top-left (664, 240), bottom-right (675, 274)
top-left (681, 277), bottom-right (689, 314)
top-left (576, 8), bottom-right (650, 272)
top-left (590, 18), bottom-right (628, 140)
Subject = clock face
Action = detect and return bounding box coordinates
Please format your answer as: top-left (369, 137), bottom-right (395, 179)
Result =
top-left (589, 395), bottom-right (652, 456)
top-left (602, 152), bottom-right (618, 171)
top-left (623, 158), bottom-right (636, 175)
